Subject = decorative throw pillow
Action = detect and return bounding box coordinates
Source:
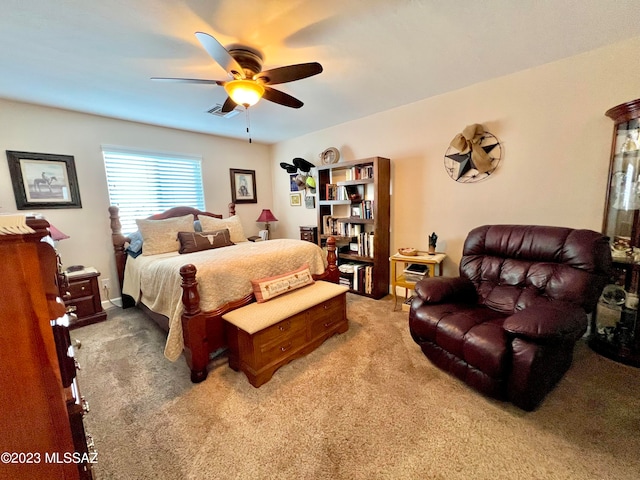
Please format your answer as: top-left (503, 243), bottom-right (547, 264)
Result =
top-left (136, 214), bottom-right (195, 255)
top-left (251, 264), bottom-right (314, 303)
top-left (199, 215), bottom-right (248, 243)
top-left (178, 229), bottom-right (234, 254)
top-left (126, 230), bottom-right (144, 258)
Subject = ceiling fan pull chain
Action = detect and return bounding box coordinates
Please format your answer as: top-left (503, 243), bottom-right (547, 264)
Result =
top-left (245, 107), bottom-right (252, 143)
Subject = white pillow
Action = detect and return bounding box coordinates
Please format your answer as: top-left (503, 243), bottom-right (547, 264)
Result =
top-left (199, 215), bottom-right (248, 243)
top-left (136, 214), bottom-right (195, 255)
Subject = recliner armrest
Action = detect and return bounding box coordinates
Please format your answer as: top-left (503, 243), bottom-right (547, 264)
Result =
top-left (502, 303), bottom-right (587, 342)
top-left (413, 277), bottom-right (477, 304)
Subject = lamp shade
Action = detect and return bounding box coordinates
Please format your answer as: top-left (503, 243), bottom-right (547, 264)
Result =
top-left (224, 80), bottom-right (265, 107)
top-left (256, 209), bottom-right (278, 223)
top-left (48, 223), bottom-right (70, 241)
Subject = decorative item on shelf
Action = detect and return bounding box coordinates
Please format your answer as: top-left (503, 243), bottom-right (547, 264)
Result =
top-left (428, 232), bottom-right (438, 254)
top-left (256, 209), bottom-right (277, 239)
top-left (443, 124), bottom-right (503, 183)
top-left (398, 247), bottom-right (417, 256)
top-left (320, 147), bottom-right (340, 165)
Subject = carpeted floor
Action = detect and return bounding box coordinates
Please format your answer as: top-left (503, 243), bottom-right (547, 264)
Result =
top-left (73, 294), bottom-right (640, 480)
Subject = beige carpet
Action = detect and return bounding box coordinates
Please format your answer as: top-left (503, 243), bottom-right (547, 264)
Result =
top-left (73, 294), bottom-right (640, 480)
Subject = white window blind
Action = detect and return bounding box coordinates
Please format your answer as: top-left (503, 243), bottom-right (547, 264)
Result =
top-left (102, 147), bottom-right (205, 233)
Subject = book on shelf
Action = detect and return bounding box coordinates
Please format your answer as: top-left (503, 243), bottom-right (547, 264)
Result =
top-left (403, 263), bottom-right (429, 282)
top-left (344, 165), bottom-right (375, 181)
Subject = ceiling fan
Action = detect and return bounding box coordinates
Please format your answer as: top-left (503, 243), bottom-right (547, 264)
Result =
top-left (152, 32), bottom-right (323, 113)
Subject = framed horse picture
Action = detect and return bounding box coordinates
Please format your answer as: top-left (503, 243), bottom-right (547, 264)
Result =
top-left (6, 151), bottom-right (82, 209)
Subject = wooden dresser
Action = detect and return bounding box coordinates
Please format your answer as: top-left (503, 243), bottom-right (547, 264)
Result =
top-left (0, 218), bottom-right (94, 480)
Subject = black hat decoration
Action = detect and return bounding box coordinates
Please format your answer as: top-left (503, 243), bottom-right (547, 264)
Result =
top-left (279, 162), bottom-right (298, 173)
top-left (293, 157), bottom-right (315, 173)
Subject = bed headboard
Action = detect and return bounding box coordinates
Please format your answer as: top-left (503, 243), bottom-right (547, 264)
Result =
top-left (108, 203), bottom-right (236, 302)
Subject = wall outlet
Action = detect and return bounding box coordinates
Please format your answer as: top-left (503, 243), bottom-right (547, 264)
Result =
top-left (101, 278), bottom-right (110, 291)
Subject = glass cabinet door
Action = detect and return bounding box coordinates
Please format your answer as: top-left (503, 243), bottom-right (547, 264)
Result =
top-left (592, 98), bottom-right (640, 366)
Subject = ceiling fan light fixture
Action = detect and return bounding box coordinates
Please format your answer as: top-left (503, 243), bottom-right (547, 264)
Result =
top-left (224, 80), bottom-right (264, 107)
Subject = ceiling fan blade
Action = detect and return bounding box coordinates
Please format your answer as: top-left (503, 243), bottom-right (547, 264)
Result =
top-left (262, 86), bottom-right (303, 109)
top-left (151, 77), bottom-right (224, 85)
top-left (195, 32), bottom-right (245, 78)
top-left (255, 62), bottom-right (323, 85)
top-left (221, 96), bottom-right (237, 113)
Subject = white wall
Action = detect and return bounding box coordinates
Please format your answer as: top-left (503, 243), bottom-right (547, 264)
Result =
top-left (0, 100), bottom-right (271, 301)
top-left (271, 35), bottom-right (640, 275)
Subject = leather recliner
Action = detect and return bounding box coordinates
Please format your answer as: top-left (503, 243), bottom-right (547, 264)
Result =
top-left (408, 225), bottom-right (611, 410)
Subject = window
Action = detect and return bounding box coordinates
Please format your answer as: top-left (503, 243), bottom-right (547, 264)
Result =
top-left (102, 146), bottom-right (205, 233)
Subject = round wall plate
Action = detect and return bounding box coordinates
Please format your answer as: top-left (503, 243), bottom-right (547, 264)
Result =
top-left (443, 132), bottom-right (502, 183)
top-left (320, 147), bottom-right (340, 165)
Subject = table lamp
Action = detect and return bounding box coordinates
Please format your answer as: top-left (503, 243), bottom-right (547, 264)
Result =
top-left (256, 209), bottom-right (278, 239)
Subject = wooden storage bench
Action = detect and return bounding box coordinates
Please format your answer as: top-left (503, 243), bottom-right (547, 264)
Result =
top-left (222, 281), bottom-right (349, 387)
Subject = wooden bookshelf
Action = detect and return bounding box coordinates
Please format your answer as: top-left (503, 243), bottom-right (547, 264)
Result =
top-left (316, 157), bottom-right (390, 299)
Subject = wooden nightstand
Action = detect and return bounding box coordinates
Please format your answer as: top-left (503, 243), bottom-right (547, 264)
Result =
top-left (63, 268), bottom-right (107, 329)
top-left (300, 225), bottom-right (318, 244)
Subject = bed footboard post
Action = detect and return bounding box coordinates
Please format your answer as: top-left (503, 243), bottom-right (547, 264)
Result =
top-left (324, 236), bottom-right (340, 284)
top-left (109, 206), bottom-right (134, 307)
top-left (180, 264), bottom-right (209, 383)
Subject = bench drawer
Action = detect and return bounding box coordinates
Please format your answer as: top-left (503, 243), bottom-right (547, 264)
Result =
top-left (309, 295), bottom-right (347, 339)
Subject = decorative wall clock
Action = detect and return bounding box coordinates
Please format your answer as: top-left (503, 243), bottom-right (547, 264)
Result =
top-left (443, 125), bottom-right (502, 183)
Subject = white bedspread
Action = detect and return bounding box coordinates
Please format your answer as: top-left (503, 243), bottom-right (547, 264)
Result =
top-left (122, 239), bottom-right (327, 361)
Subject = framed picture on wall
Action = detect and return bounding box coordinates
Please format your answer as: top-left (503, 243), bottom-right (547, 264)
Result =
top-left (6, 150), bottom-right (82, 209)
top-left (305, 195), bottom-right (315, 209)
top-left (290, 192), bottom-right (302, 206)
top-left (230, 168), bottom-right (257, 204)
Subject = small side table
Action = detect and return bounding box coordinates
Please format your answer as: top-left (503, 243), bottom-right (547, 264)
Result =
top-left (63, 267), bottom-right (107, 329)
top-left (299, 225), bottom-right (318, 244)
top-left (390, 252), bottom-right (446, 311)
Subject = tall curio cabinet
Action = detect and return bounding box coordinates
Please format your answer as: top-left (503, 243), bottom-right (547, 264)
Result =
top-left (591, 98), bottom-right (640, 366)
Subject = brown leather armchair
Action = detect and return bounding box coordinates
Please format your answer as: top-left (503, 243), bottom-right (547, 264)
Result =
top-left (408, 225), bottom-right (611, 410)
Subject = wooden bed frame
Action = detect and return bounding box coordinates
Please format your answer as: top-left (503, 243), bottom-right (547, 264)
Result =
top-left (108, 204), bottom-right (339, 383)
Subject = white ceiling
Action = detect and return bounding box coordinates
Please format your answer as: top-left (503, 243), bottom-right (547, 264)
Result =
top-left (2, 0), bottom-right (640, 145)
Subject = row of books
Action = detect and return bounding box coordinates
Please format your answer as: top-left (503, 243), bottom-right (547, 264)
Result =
top-left (325, 184), bottom-right (354, 201)
top-left (339, 264), bottom-right (374, 294)
top-left (322, 215), bottom-right (369, 236)
top-left (344, 165), bottom-right (375, 181)
top-left (351, 199), bottom-right (373, 220)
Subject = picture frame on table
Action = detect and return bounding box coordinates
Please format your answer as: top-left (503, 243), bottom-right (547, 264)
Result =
top-left (290, 192), bottom-right (302, 206)
top-left (230, 168), bottom-right (257, 204)
top-left (6, 150), bottom-right (82, 209)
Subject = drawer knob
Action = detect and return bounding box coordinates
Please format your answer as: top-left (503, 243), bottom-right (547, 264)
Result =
top-left (81, 286), bottom-right (86, 291)
top-left (74, 359), bottom-right (81, 371)
top-left (280, 342), bottom-right (292, 352)
top-left (324, 305), bottom-right (329, 310)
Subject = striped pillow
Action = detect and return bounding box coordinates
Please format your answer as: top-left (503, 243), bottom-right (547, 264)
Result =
top-left (251, 264), bottom-right (314, 303)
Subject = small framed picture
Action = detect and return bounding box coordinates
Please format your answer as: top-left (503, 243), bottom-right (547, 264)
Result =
top-left (230, 168), bottom-right (257, 204)
top-left (350, 205), bottom-right (362, 218)
top-left (6, 150), bottom-right (82, 209)
top-left (305, 195), bottom-right (316, 209)
top-left (290, 192), bottom-right (302, 206)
